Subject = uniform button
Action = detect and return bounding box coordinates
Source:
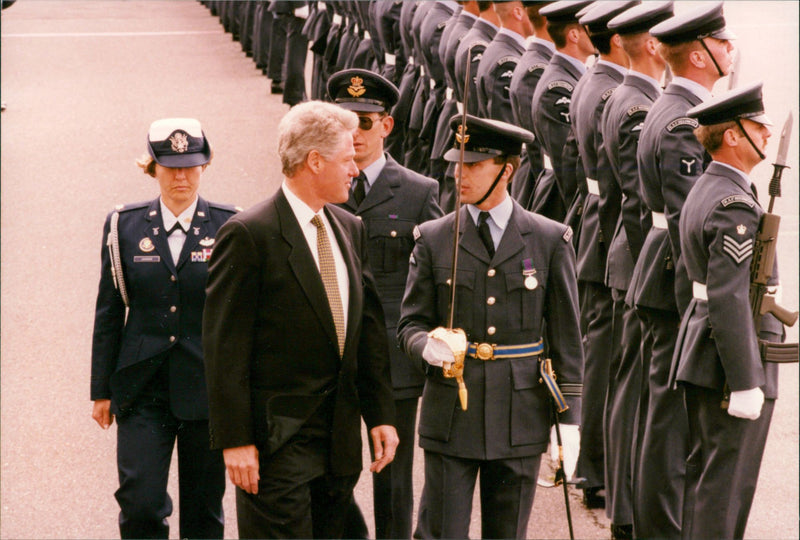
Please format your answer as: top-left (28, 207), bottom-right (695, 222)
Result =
top-left (487, 326), bottom-right (496, 336)
top-left (170, 306), bottom-right (177, 313)
top-left (169, 336), bottom-right (176, 342)
top-left (170, 275), bottom-right (177, 282)
top-left (487, 297), bottom-right (496, 305)
top-left (390, 230), bottom-right (397, 237)
top-left (487, 269), bottom-right (496, 277)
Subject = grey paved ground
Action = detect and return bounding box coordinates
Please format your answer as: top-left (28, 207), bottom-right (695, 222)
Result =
top-left (1, 2), bottom-right (797, 539)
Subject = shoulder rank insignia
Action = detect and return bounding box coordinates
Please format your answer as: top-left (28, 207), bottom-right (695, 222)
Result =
top-left (666, 117), bottom-right (699, 132)
top-left (736, 224), bottom-right (747, 235)
top-left (720, 195), bottom-right (755, 208)
top-left (627, 104), bottom-right (649, 116)
top-left (115, 204), bottom-right (124, 211)
top-left (413, 225), bottom-right (421, 241)
top-left (722, 234), bottom-right (753, 264)
top-left (548, 80), bottom-right (574, 92)
top-left (562, 226), bottom-right (573, 243)
top-left (601, 88), bottom-right (615, 101)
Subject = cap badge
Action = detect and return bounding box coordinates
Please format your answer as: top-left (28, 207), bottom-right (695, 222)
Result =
top-left (455, 124), bottom-right (470, 144)
top-left (347, 76), bottom-right (366, 98)
top-left (139, 237), bottom-right (155, 253)
top-left (169, 131), bottom-right (189, 153)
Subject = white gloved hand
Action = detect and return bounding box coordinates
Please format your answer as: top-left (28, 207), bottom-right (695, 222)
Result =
top-left (421, 335), bottom-right (455, 367)
top-left (549, 424), bottom-right (580, 481)
top-left (727, 387), bottom-right (765, 420)
top-left (293, 5), bottom-right (309, 19)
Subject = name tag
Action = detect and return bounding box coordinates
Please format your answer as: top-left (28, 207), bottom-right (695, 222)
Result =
top-left (134, 255), bottom-right (160, 263)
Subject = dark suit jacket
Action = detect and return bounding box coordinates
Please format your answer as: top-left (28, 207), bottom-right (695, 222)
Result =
top-left (475, 30), bottom-right (525, 123)
top-left (203, 189), bottom-right (395, 477)
top-left (91, 197), bottom-right (237, 419)
top-left (337, 155), bottom-right (443, 399)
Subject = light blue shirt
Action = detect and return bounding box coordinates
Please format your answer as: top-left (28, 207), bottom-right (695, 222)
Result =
top-left (467, 195), bottom-right (513, 250)
top-left (357, 153), bottom-right (387, 197)
top-left (554, 51), bottom-right (588, 76)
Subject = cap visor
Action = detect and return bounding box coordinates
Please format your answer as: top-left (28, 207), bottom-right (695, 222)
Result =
top-left (336, 100), bottom-right (386, 113)
top-left (711, 27), bottom-right (737, 40)
top-left (153, 152), bottom-right (210, 168)
top-left (443, 148), bottom-right (500, 163)
top-left (748, 113), bottom-right (773, 127)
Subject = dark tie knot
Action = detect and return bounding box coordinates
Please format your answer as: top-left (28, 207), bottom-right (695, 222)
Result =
top-left (353, 171), bottom-right (367, 205)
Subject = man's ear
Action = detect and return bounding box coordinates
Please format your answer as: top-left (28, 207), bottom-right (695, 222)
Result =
top-left (723, 127), bottom-right (739, 147)
top-left (306, 149), bottom-right (322, 174)
top-left (381, 115), bottom-right (395, 139)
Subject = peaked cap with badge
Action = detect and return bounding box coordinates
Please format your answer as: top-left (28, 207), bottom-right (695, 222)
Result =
top-left (607, 1), bottom-right (674, 36)
top-left (687, 80), bottom-right (772, 127)
top-left (650, 0), bottom-right (735, 45)
top-left (327, 68), bottom-right (400, 113)
top-left (146, 117), bottom-right (212, 168)
top-left (443, 114), bottom-right (534, 163)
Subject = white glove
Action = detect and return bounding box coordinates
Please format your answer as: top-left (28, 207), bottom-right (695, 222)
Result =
top-left (550, 424), bottom-right (580, 481)
top-left (727, 387), bottom-right (765, 420)
top-left (293, 5), bottom-right (309, 19)
top-left (421, 335), bottom-right (455, 367)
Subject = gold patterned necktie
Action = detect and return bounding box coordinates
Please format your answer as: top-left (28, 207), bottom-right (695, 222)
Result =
top-left (311, 214), bottom-right (346, 356)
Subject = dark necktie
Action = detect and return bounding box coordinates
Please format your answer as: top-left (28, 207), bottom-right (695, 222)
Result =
top-left (478, 211), bottom-right (495, 258)
top-left (311, 215), bottom-right (346, 357)
top-left (353, 171), bottom-right (367, 205)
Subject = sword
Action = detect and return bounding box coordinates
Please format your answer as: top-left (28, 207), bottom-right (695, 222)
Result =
top-left (727, 50), bottom-right (740, 90)
top-left (768, 112), bottom-right (792, 213)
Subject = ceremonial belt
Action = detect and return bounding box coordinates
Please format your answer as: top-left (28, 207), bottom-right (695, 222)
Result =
top-left (446, 87), bottom-right (454, 101)
top-left (694, 282), bottom-right (798, 363)
top-left (385, 53), bottom-right (396, 66)
top-left (467, 339), bottom-right (544, 361)
top-left (651, 211), bottom-right (667, 229)
top-left (542, 152), bottom-right (552, 170)
top-left (586, 178), bottom-right (599, 196)
top-left (456, 101), bottom-right (464, 114)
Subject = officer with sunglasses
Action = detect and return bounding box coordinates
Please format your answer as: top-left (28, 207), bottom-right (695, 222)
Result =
top-left (328, 68), bottom-right (444, 540)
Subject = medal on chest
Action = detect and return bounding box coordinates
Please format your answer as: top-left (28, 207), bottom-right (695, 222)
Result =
top-left (522, 258), bottom-right (537, 290)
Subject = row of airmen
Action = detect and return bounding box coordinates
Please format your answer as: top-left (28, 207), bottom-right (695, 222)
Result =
top-left (200, 2), bottom-right (788, 539)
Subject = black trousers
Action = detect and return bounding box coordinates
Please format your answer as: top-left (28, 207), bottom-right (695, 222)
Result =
top-left (577, 279), bottom-right (614, 491)
top-left (681, 385), bottom-right (774, 540)
top-left (604, 290), bottom-right (643, 526)
top-left (278, 13), bottom-right (308, 106)
top-left (115, 402), bottom-right (225, 539)
top-left (632, 307), bottom-right (687, 539)
top-left (414, 451), bottom-right (540, 539)
top-left (236, 434), bottom-right (359, 539)
top-left (347, 397), bottom-right (419, 539)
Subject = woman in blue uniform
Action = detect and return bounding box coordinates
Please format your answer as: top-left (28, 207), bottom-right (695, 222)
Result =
top-left (90, 118), bottom-right (237, 539)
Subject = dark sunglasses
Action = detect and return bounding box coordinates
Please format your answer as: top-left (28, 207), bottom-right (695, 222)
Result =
top-left (357, 115), bottom-right (382, 131)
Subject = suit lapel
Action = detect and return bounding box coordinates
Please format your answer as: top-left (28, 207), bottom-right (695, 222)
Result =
top-left (460, 210), bottom-right (491, 264)
top-left (176, 197), bottom-right (211, 269)
top-left (358, 156), bottom-right (398, 213)
top-left (492, 204), bottom-right (524, 267)
top-left (277, 193), bottom-right (341, 353)
top-left (143, 199), bottom-right (176, 274)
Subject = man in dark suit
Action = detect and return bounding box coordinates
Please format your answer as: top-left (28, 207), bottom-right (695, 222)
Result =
top-left (203, 101), bottom-right (398, 539)
top-left (599, 3), bottom-right (673, 538)
top-left (673, 82), bottom-right (785, 540)
top-left (528, 0), bottom-right (594, 222)
top-left (91, 118), bottom-right (236, 539)
top-left (630, 4), bottom-right (735, 537)
top-left (399, 115), bottom-right (584, 539)
top-left (328, 68), bottom-right (444, 540)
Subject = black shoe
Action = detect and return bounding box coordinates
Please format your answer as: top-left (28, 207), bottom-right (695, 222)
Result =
top-left (610, 523), bottom-right (633, 539)
top-left (270, 81), bottom-right (284, 95)
top-left (583, 486), bottom-right (606, 509)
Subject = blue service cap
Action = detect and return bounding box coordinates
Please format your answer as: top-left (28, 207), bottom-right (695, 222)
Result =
top-left (579, 0), bottom-right (640, 35)
top-left (687, 81), bottom-right (772, 127)
top-left (146, 118), bottom-right (211, 168)
top-left (608, 1), bottom-right (674, 36)
top-left (444, 115), bottom-right (534, 163)
top-left (327, 69), bottom-right (399, 113)
top-left (540, 0), bottom-right (595, 24)
top-left (650, 1), bottom-right (736, 45)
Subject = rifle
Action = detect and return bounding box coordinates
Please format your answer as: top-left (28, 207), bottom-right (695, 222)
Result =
top-left (749, 112), bottom-right (798, 360)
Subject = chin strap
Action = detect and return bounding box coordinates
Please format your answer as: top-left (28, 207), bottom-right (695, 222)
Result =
top-left (734, 118), bottom-right (766, 160)
top-left (698, 37), bottom-right (725, 78)
top-left (474, 161), bottom-right (508, 207)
